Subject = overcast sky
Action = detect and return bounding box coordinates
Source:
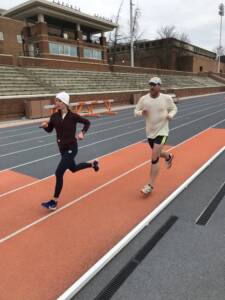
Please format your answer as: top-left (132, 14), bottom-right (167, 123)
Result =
top-left (0, 0), bottom-right (223, 52)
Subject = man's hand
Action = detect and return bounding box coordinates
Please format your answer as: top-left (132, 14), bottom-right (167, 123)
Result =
top-left (40, 121), bottom-right (49, 128)
top-left (142, 110), bottom-right (148, 117)
top-left (167, 114), bottom-right (173, 121)
top-left (76, 131), bottom-right (84, 140)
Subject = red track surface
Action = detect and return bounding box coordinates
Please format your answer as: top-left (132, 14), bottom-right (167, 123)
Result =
top-left (0, 128), bottom-right (224, 300)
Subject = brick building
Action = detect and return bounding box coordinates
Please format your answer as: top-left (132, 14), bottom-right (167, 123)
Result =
top-left (0, 0), bottom-right (117, 63)
top-left (112, 38), bottom-right (225, 73)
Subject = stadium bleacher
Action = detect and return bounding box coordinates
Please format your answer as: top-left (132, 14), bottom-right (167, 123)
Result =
top-left (0, 66), bottom-right (223, 97)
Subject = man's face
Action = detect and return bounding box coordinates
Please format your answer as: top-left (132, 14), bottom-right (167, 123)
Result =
top-left (149, 83), bottom-right (161, 97)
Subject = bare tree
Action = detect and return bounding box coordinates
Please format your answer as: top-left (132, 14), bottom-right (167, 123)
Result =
top-left (157, 25), bottom-right (190, 43)
top-left (156, 25), bottom-right (191, 70)
top-left (157, 25), bottom-right (178, 39)
top-left (179, 32), bottom-right (190, 43)
top-left (108, 0), bottom-right (125, 64)
top-left (108, 1), bottom-right (144, 65)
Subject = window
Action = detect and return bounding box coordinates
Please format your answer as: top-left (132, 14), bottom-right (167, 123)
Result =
top-left (0, 32), bottom-right (4, 41)
top-left (17, 35), bottom-right (23, 44)
top-left (64, 45), bottom-right (70, 55)
top-left (49, 42), bottom-right (78, 57)
top-left (58, 44), bottom-right (64, 55)
top-left (83, 48), bottom-right (102, 60)
top-left (49, 43), bottom-right (58, 55)
top-left (199, 66), bottom-right (203, 72)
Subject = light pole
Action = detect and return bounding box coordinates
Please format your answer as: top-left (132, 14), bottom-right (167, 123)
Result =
top-left (218, 3), bottom-right (224, 73)
top-left (130, 0), bottom-right (134, 67)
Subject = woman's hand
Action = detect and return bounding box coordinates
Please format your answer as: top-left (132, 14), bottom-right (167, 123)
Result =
top-left (76, 131), bottom-right (84, 140)
top-left (41, 121), bottom-right (49, 128)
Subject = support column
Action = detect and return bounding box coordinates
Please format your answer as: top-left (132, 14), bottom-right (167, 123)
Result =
top-left (75, 24), bottom-right (83, 59)
top-left (34, 20), bottom-right (48, 57)
top-left (75, 24), bottom-right (82, 40)
top-left (100, 32), bottom-right (106, 46)
top-left (100, 32), bottom-right (107, 63)
top-left (38, 13), bottom-right (45, 23)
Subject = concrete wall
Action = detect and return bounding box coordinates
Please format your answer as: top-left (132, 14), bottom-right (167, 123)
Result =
top-left (192, 55), bottom-right (224, 73)
top-left (1, 85), bottom-right (225, 120)
top-left (15, 55), bottom-right (200, 76)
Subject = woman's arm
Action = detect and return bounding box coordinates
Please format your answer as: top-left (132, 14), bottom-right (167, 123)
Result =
top-left (41, 116), bottom-right (54, 133)
top-left (74, 113), bottom-right (91, 135)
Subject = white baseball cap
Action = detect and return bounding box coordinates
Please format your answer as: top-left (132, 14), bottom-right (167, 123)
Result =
top-left (56, 91), bottom-right (70, 105)
top-left (149, 77), bottom-right (162, 85)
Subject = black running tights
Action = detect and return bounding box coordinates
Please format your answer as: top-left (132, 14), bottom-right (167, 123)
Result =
top-left (54, 143), bottom-right (92, 198)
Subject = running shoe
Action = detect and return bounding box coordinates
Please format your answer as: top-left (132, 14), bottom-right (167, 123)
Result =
top-left (141, 184), bottom-right (153, 195)
top-left (41, 199), bottom-right (57, 211)
top-left (92, 160), bottom-right (99, 172)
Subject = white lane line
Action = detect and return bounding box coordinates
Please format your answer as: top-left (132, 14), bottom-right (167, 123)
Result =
top-left (1, 128), bottom-right (224, 247)
top-left (0, 107), bottom-right (225, 173)
top-left (0, 140), bottom-right (145, 199)
top-left (0, 113), bottom-right (136, 143)
top-left (0, 102), bottom-right (224, 157)
top-left (57, 145), bottom-right (225, 300)
top-left (0, 93), bottom-right (224, 135)
top-left (0, 120), bottom-right (143, 158)
top-left (0, 97), bottom-right (224, 147)
top-left (0, 160), bottom-right (150, 244)
top-left (0, 110), bottom-right (134, 139)
top-left (0, 127), bottom-right (144, 173)
top-left (0, 97), bottom-right (223, 140)
top-left (0, 117), bottom-right (224, 199)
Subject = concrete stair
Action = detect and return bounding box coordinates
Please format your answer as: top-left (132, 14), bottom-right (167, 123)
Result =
top-left (0, 66), bottom-right (52, 97)
top-left (0, 65), bottom-right (223, 97)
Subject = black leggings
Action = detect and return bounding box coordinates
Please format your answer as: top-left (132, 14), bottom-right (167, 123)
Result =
top-left (54, 143), bottom-right (92, 198)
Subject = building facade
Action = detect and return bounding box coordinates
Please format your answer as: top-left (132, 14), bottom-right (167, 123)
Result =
top-left (112, 38), bottom-right (225, 73)
top-left (0, 0), bottom-right (117, 63)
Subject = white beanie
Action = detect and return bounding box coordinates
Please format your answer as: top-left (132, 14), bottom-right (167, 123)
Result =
top-left (56, 91), bottom-right (70, 105)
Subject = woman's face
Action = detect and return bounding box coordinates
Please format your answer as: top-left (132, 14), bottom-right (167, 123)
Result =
top-left (55, 98), bottom-right (67, 110)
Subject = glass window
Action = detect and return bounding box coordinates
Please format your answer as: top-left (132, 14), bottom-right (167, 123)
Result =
top-left (49, 42), bottom-right (78, 57)
top-left (49, 43), bottom-right (59, 55)
top-left (70, 46), bottom-right (77, 56)
top-left (64, 45), bottom-right (70, 55)
top-left (59, 44), bottom-right (64, 55)
top-left (84, 48), bottom-right (91, 58)
top-left (0, 32), bottom-right (4, 41)
top-left (84, 47), bottom-right (102, 60)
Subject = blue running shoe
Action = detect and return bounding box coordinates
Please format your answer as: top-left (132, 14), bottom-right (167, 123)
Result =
top-left (92, 160), bottom-right (99, 172)
top-left (41, 199), bottom-right (57, 211)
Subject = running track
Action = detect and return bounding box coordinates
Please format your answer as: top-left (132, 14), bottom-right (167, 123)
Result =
top-left (0, 93), bottom-right (225, 299)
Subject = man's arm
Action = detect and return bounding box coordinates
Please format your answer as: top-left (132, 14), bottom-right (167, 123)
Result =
top-left (134, 97), bottom-right (145, 117)
top-left (167, 96), bottom-right (177, 120)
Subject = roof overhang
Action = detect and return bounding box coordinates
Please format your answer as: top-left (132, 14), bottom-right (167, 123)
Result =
top-left (3, 0), bottom-right (118, 32)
